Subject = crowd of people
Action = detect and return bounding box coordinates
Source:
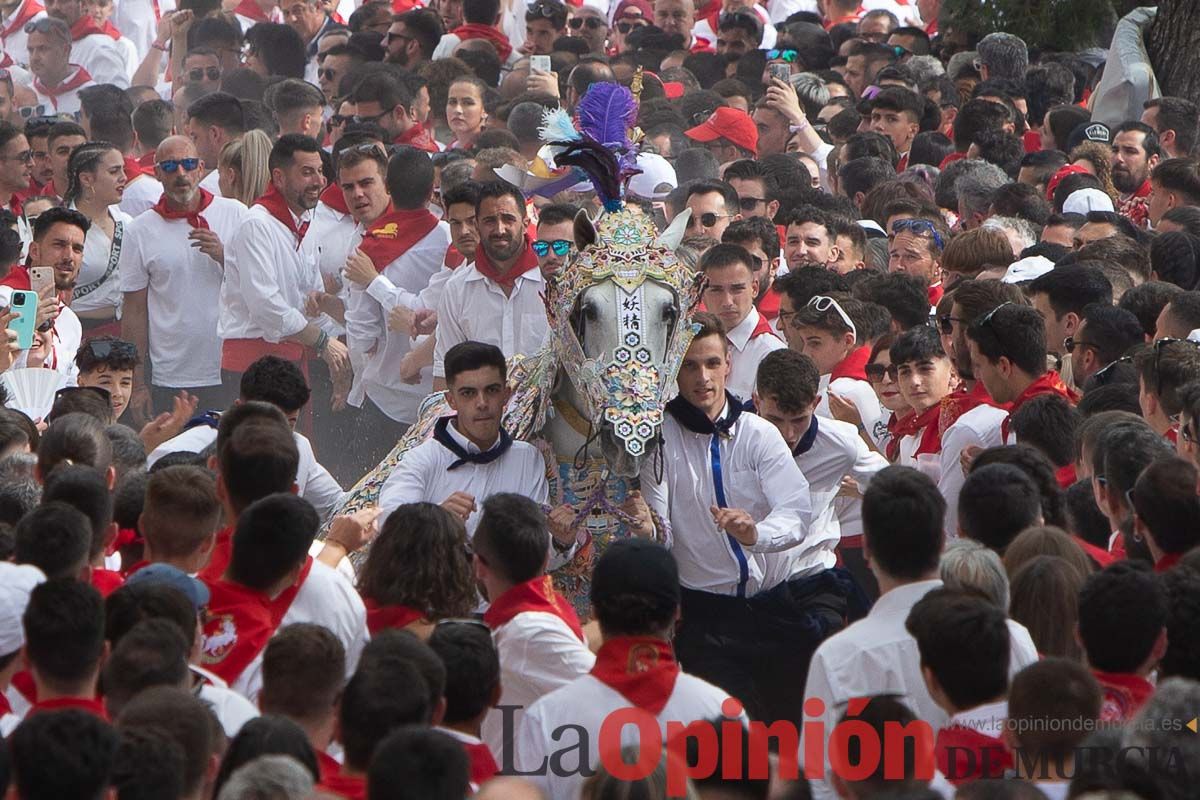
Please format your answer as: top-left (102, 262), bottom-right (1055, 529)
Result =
top-left (0, 0), bottom-right (1196, 797)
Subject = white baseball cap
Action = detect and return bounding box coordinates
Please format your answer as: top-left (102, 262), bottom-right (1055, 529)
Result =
top-left (0, 563), bottom-right (45, 656)
top-left (1002, 255), bottom-right (1055, 284)
top-left (628, 153), bottom-right (677, 201)
top-left (1062, 187), bottom-right (1115, 215)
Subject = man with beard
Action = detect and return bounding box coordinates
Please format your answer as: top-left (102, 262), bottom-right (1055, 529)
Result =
top-left (433, 181), bottom-right (544, 391)
top-left (120, 136), bottom-right (247, 419)
top-left (16, 206), bottom-right (88, 382)
top-left (385, 8), bottom-right (443, 69)
top-left (218, 134), bottom-right (349, 404)
top-left (350, 72), bottom-right (439, 153)
top-left (1110, 121), bottom-right (1161, 229)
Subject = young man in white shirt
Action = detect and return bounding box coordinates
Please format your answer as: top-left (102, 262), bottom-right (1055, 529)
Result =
top-left (516, 539), bottom-right (739, 800)
top-left (433, 181), bottom-right (546, 391)
top-left (26, 17), bottom-right (96, 116)
top-left (121, 134), bottom-right (246, 418)
top-left (700, 243), bottom-right (785, 403)
top-left (631, 312), bottom-right (829, 727)
top-left (473, 493), bottom-right (594, 766)
top-left (44, 0), bottom-right (127, 87)
top-left (218, 133), bottom-right (349, 408)
top-left (19, 205), bottom-right (86, 382)
top-left (0, 0), bottom-right (48, 65)
top-left (184, 92), bottom-right (245, 198)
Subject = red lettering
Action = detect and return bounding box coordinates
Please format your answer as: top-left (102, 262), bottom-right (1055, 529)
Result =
top-left (665, 720), bottom-right (717, 797)
top-left (828, 720), bottom-right (882, 782)
top-left (598, 707), bottom-right (661, 782)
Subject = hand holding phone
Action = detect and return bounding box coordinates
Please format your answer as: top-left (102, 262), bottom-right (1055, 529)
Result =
top-left (769, 63), bottom-right (791, 82)
top-left (7, 290), bottom-right (40, 350)
top-left (530, 55), bottom-right (551, 73)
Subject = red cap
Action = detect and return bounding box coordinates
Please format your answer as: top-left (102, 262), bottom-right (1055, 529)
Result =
top-left (614, 0), bottom-right (651, 19)
top-left (663, 81), bottom-right (684, 99)
top-left (1045, 163), bottom-right (1091, 202)
top-left (684, 106), bottom-right (758, 156)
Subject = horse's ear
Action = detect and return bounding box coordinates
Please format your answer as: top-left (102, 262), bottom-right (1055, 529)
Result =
top-left (574, 209), bottom-right (597, 251)
top-left (654, 208), bottom-right (691, 252)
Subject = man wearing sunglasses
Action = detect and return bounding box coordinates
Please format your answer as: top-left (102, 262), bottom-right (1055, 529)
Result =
top-left (27, 17), bottom-right (97, 117)
top-left (684, 179), bottom-right (741, 240)
top-left (565, 6), bottom-right (606, 55)
top-left (350, 71), bottom-right (438, 153)
top-left (181, 48), bottom-right (223, 94)
top-left (531, 203), bottom-right (576, 281)
top-left (0, 122), bottom-right (31, 226)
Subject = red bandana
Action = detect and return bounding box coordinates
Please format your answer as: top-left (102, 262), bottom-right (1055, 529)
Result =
top-left (451, 23), bottom-right (512, 60)
top-left (200, 527), bottom-right (312, 626)
top-left (473, 235), bottom-right (538, 290)
top-left (939, 381), bottom-right (1007, 435)
top-left (1072, 535), bottom-right (1114, 568)
top-left (362, 599), bottom-right (425, 634)
top-left (359, 207), bottom-right (440, 271)
top-left (885, 410), bottom-right (913, 462)
top-left (198, 578), bottom-right (276, 685)
top-left (1094, 670), bottom-right (1155, 723)
top-left (887, 405), bottom-right (939, 460)
top-left (317, 770), bottom-right (367, 800)
top-left (255, 184), bottom-right (310, 248)
top-left (69, 15), bottom-right (107, 40)
top-left (936, 726), bottom-right (1011, 785)
top-left (1055, 463), bottom-right (1077, 488)
top-left (463, 741), bottom-right (499, 788)
top-left (927, 282), bottom-right (943, 306)
top-left (483, 576), bottom-right (586, 643)
top-left (1155, 551), bottom-right (1184, 573)
top-left (319, 182), bottom-right (349, 215)
top-left (33, 65), bottom-right (92, 105)
top-left (99, 19), bottom-right (122, 39)
top-left (29, 696), bottom-right (110, 721)
top-left (123, 155), bottom-right (149, 180)
top-left (756, 285), bottom-right (781, 320)
top-left (910, 403), bottom-right (945, 458)
top-left (830, 345), bottom-right (871, 383)
top-left (589, 637), bottom-right (680, 715)
top-left (152, 188), bottom-right (215, 230)
top-left (0, 688), bottom-right (10, 717)
top-left (1001, 370), bottom-right (1078, 441)
top-left (2, 0), bottom-right (44, 39)
top-left (90, 568), bottom-right (124, 598)
top-left (444, 243), bottom-right (466, 269)
top-left (137, 151), bottom-right (156, 168)
top-left (233, 0), bottom-right (272, 22)
top-left (395, 121), bottom-right (439, 153)
top-left (748, 311), bottom-right (780, 341)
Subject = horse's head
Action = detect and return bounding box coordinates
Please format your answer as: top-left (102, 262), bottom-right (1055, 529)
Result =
top-left (547, 208), bottom-right (700, 478)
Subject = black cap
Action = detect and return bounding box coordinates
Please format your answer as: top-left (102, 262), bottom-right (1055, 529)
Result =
top-left (1066, 121), bottom-right (1110, 152)
top-left (590, 538), bottom-right (680, 608)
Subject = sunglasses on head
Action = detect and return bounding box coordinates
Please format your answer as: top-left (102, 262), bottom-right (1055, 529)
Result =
top-left (766, 49), bottom-right (798, 62)
top-left (24, 18), bottom-right (61, 35)
top-left (157, 158), bottom-right (201, 173)
top-left (1090, 354), bottom-right (1133, 387)
top-left (85, 338), bottom-right (138, 362)
top-left (807, 295), bottom-right (857, 338)
top-left (891, 217), bottom-right (944, 249)
top-left (187, 66), bottom-right (221, 82)
top-left (974, 301), bottom-right (1013, 333)
top-left (532, 238), bottom-right (571, 257)
top-left (528, 1), bottom-right (562, 18)
top-left (865, 362), bottom-right (898, 382)
top-left (1062, 335), bottom-right (1098, 355)
top-left (568, 15), bottom-right (604, 28)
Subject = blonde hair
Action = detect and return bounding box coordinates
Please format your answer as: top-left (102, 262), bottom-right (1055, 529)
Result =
top-left (218, 130), bottom-right (272, 205)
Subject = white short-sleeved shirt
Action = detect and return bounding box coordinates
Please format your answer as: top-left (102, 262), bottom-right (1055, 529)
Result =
top-left (70, 206), bottom-right (133, 317)
top-left (119, 174), bottom-right (164, 218)
top-left (70, 32), bottom-right (129, 87)
top-left (726, 306), bottom-right (786, 403)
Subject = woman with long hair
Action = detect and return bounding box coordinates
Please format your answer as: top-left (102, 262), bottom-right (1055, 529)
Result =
top-left (63, 141), bottom-right (133, 331)
top-left (445, 75), bottom-right (488, 150)
top-left (1009, 554), bottom-right (1087, 660)
top-left (1069, 140), bottom-right (1121, 205)
top-left (357, 502), bottom-right (477, 639)
top-left (218, 129), bottom-right (271, 205)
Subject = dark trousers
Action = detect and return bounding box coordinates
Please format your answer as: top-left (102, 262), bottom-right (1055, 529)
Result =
top-left (838, 544), bottom-right (880, 613)
top-left (151, 383), bottom-right (229, 418)
top-left (348, 396), bottom-right (410, 478)
top-left (306, 357), bottom-right (362, 486)
top-left (675, 568), bottom-right (861, 726)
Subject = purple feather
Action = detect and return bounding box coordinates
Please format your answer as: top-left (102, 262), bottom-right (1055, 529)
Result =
top-left (575, 82), bottom-right (637, 152)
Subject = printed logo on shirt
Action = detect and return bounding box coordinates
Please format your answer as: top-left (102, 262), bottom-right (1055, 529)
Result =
top-left (200, 615), bottom-right (238, 663)
top-left (372, 223), bottom-right (401, 238)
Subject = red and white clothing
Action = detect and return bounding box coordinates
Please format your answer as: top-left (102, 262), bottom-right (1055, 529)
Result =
top-left (113, 0), bottom-right (176, 61)
top-left (726, 306), bottom-right (785, 402)
top-left (935, 700), bottom-right (1011, 785)
top-left (118, 166), bottom-right (165, 218)
top-left (937, 382), bottom-right (1007, 538)
top-left (32, 64), bottom-right (95, 116)
top-left (191, 665), bottom-right (259, 736)
top-left (233, 0), bottom-right (285, 35)
top-left (691, 5), bottom-right (776, 51)
top-left (311, 188), bottom-right (357, 339)
top-left (1118, 180), bottom-right (1152, 229)
top-left (119, 191), bottom-right (246, 391)
top-left (0, 0), bottom-right (46, 65)
top-left (69, 16), bottom-right (129, 87)
top-left (815, 346), bottom-right (885, 440)
top-left (1094, 670), bottom-right (1154, 723)
top-left (1001, 370), bottom-right (1078, 444)
top-left (69, 204), bottom-right (133, 319)
top-left (437, 728), bottom-right (499, 792)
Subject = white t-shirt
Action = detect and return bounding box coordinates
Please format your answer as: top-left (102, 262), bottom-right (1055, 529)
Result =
top-left (70, 32), bottom-right (130, 87)
top-left (119, 174), bottom-right (165, 218)
top-left (71, 206), bottom-right (134, 317)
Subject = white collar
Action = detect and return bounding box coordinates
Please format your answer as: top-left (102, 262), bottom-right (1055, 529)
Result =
top-left (870, 578), bottom-right (943, 618)
top-left (435, 727), bottom-right (484, 746)
top-left (948, 699), bottom-right (1008, 737)
top-left (725, 307), bottom-right (760, 351)
top-left (464, 263), bottom-right (544, 285)
top-left (446, 418), bottom-right (500, 455)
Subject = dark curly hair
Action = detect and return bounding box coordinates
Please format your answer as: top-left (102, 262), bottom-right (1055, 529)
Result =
top-left (358, 503), bottom-right (476, 620)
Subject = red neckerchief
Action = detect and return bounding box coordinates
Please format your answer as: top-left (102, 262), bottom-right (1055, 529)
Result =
top-left (1001, 370), bottom-right (1078, 441)
top-left (830, 345), bottom-right (871, 382)
top-left (451, 23), bottom-right (512, 60)
top-left (939, 381), bottom-right (1007, 435)
top-left (463, 741), bottom-right (499, 788)
top-left (318, 182), bottom-right (349, 215)
top-left (106, 526), bottom-right (141, 556)
top-left (689, 35), bottom-right (713, 53)
top-left (756, 285), bottom-right (781, 320)
top-left (29, 696), bottom-right (110, 720)
top-left (1155, 551), bottom-right (1183, 573)
top-left (359, 207), bottom-right (439, 271)
top-left (589, 637), bottom-right (680, 715)
top-left (483, 576), bottom-right (586, 643)
top-left (69, 15), bottom-right (107, 40)
top-left (1094, 670), bottom-right (1155, 723)
top-left (1055, 463), bottom-right (1077, 488)
top-left (123, 155), bottom-right (149, 181)
top-left (1, 0), bottom-right (44, 40)
top-left (924, 17), bottom-right (937, 35)
top-left (823, 9), bottom-right (863, 29)
top-left (255, 184), bottom-right (310, 249)
top-left (4, 191), bottom-right (21, 217)
top-left (936, 725), bottom-right (1011, 786)
top-left (11, 670), bottom-right (34, 703)
top-left (395, 121), bottom-right (439, 153)
top-left (137, 151), bottom-right (156, 168)
top-left (910, 403), bottom-right (945, 457)
top-left (90, 568), bottom-right (124, 598)
top-left (152, 188), bottom-right (215, 230)
top-left (317, 751), bottom-right (342, 783)
top-left (0, 689), bottom-right (10, 716)
top-left (234, 0), bottom-right (272, 22)
top-left (199, 525), bottom-right (233, 584)
top-left (888, 404), bottom-right (938, 459)
top-left (1073, 535), bottom-right (1114, 568)
top-left (886, 410), bottom-right (914, 461)
top-left (317, 770), bottom-right (366, 800)
top-left (1165, 425), bottom-right (1179, 445)
top-left (33, 65), bottom-right (92, 106)
top-left (99, 19), bottom-right (122, 39)
top-left (0, 265), bottom-right (30, 290)
top-left (473, 236), bottom-right (538, 290)
top-left (121, 558), bottom-right (150, 578)
top-left (444, 243), bottom-right (466, 268)
top-left (362, 598), bottom-right (424, 635)
top-left (198, 577), bottom-right (276, 685)
top-left (748, 311), bottom-right (780, 341)
top-left (927, 282), bottom-right (943, 306)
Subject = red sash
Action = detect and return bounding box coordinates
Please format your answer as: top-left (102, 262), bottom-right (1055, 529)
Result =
top-left (28, 696), bottom-right (110, 721)
top-left (935, 725), bottom-right (1011, 785)
top-left (90, 568), bottom-right (124, 598)
top-left (1094, 670), bottom-right (1154, 723)
top-left (472, 236), bottom-right (538, 290)
top-left (99, 19), bottom-right (122, 40)
top-left (395, 122), bottom-right (439, 154)
top-left (927, 282), bottom-right (943, 306)
top-left (1155, 551), bottom-right (1183, 573)
top-left (451, 23), bottom-right (511, 60)
top-left (748, 310), bottom-right (780, 341)
top-left (939, 381), bottom-right (1007, 435)
top-left (254, 184), bottom-right (310, 248)
top-left (151, 188), bottom-right (214, 231)
top-left (317, 771), bottom-right (367, 800)
top-left (483, 576), bottom-right (585, 643)
top-left (234, 0), bottom-right (272, 22)
top-left (201, 527), bottom-right (314, 627)
top-left (359, 207), bottom-right (439, 272)
top-left (33, 65), bottom-right (92, 108)
top-left (464, 741), bottom-right (499, 788)
top-left (830, 345), bottom-right (871, 382)
top-left (362, 598), bottom-right (425, 634)
top-left (589, 637), bottom-right (680, 715)
top-left (2, 0), bottom-right (43, 40)
top-left (69, 15), bottom-right (107, 40)
top-left (198, 578), bottom-right (276, 684)
top-left (11, 669), bottom-right (35, 704)
top-left (319, 182), bottom-right (349, 215)
top-left (1001, 370), bottom-right (1078, 441)
top-left (221, 338), bottom-right (307, 373)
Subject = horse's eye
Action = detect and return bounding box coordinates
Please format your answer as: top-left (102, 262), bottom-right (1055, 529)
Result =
top-left (584, 302), bottom-right (599, 321)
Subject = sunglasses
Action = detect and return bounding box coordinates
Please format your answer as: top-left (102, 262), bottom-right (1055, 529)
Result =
top-left (528, 2), bottom-right (562, 18)
top-left (891, 218), bottom-right (944, 249)
top-left (690, 212), bottom-right (730, 228)
top-left (1063, 336), bottom-right (1098, 354)
top-left (738, 196), bottom-right (766, 212)
top-left (766, 48), bottom-right (798, 62)
top-left (616, 18), bottom-right (646, 33)
top-left (85, 339), bottom-right (138, 361)
top-left (568, 15), bottom-right (604, 28)
top-left (353, 107), bottom-right (394, 124)
top-left (807, 295), bottom-right (857, 338)
top-left (327, 114), bottom-right (349, 129)
top-left (317, 67), bottom-right (338, 80)
top-left (936, 314), bottom-right (965, 335)
top-left (865, 362), bottom-right (899, 382)
top-left (532, 238), bottom-right (571, 257)
top-left (157, 158), bottom-right (201, 173)
top-left (1090, 354), bottom-right (1133, 387)
top-left (975, 301), bottom-right (1013, 333)
top-left (0, 149), bottom-right (32, 163)
top-left (18, 104), bottom-right (47, 119)
top-left (187, 66), bottom-right (221, 82)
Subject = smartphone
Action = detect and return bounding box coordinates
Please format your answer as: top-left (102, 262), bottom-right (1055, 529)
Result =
top-left (29, 266), bottom-right (53, 297)
top-left (7, 290), bottom-right (39, 350)
top-left (769, 63), bottom-right (791, 82)
top-left (530, 55), bottom-right (551, 73)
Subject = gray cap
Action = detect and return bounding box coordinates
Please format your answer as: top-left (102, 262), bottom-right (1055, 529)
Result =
top-left (125, 563), bottom-right (211, 610)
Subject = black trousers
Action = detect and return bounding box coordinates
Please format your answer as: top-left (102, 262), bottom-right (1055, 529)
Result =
top-left (151, 383), bottom-right (229, 419)
top-left (348, 397), bottom-right (410, 478)
top-left (675, 568), bottom-right (862, 726)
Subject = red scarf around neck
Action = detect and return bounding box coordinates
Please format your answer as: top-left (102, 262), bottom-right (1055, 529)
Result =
top-left (362, 598), bottom-right (425, 634)
top-left (395, 121), bottom-right (439, 153)
top-left (589, 637), bottom-right (680, 715)
top-left (940, 380), bottom-right (1007, 435)
top-left (234, 0), bottom-right (273, 22)
top-left (885, 410), bottom-right (913, 462)
top-left (473, 235), bottom-right (538, 289)
top-left (483, 576), bottom-right (585, 643)
top-left (198, 578), bottom-right (276, 684)
top-left (452, 22), bottom-right (512, 60)
top-left (69, 15), bottom-right (107, 40)
top-left (830, 345), bottom-right (871, 382)
top-left (99, 19), bottom-right (122, 39)
top-left (359, 207), bottom-right (439, 271)
top-left (748, 310), bottom-right (780, 341)
top-left (34, 65), bottom-right (91, 101)
top-left (318, 182), bottom-right (349, 215)
top-left (910, 402), bottom-right (945, 458)
top-left (2, 0), bottom-right (44, 39)
top-left (255, 183), bottom-right (310, 248)
top-left (152, 188), bottom-right (215, 230)
top-left (123, 155), bottom-right (149, 180)
top-left (1001, 370), bottom-right (1078, 440)
top-left (317, 770), bottom-right (366, 800)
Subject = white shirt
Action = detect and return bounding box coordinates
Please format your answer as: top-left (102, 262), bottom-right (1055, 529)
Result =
top-left (119, 196), bottom-right (246, 388)
top-left (113, 0), bottom-right (176, 61)
top-left (31, 65), bottom-right (95, 115)
top-left (147, 425), bottom-right (346, 520)
top-left (816, 374), bottom-right (885, 441)
top-left (640, 403), bottom-right (813, 596)
top-left (70, 206), bottom-right (133, 317)
top-left (937, 401), bottom-right (1006, 538)
top-left (481, 610), bottom-right (596, 768)
top-left (71, 31), bottom-right (130, 87)
top-left (118, 173), bottom-right (164, 218)
top-left (310, 199), bottom-right (357, 338)
top-left (803, 579), bottom-right (1040, 800)
top-left (192, 665), bottom-right (259, 736)
top-left (946, 699), bottom-right (1008, 739)
top-left (0, 0), bottom-right (46, 65)
top-left (344, 221), bottom-right (449, 423)
top-left (219, 203), bottom-right (322, 343)
top-left (199, 169), bottom-right (224, 197)
top-left (691, 5), bottom-right (777, 50)
top-left (516, 667), bottom-right (738, 800)
top-left (433, 264), bottom-right (549, 379)
top-left (378, 421), bottom-right (550, 539)
top-left (726, 306), bottom-right (785, 403)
